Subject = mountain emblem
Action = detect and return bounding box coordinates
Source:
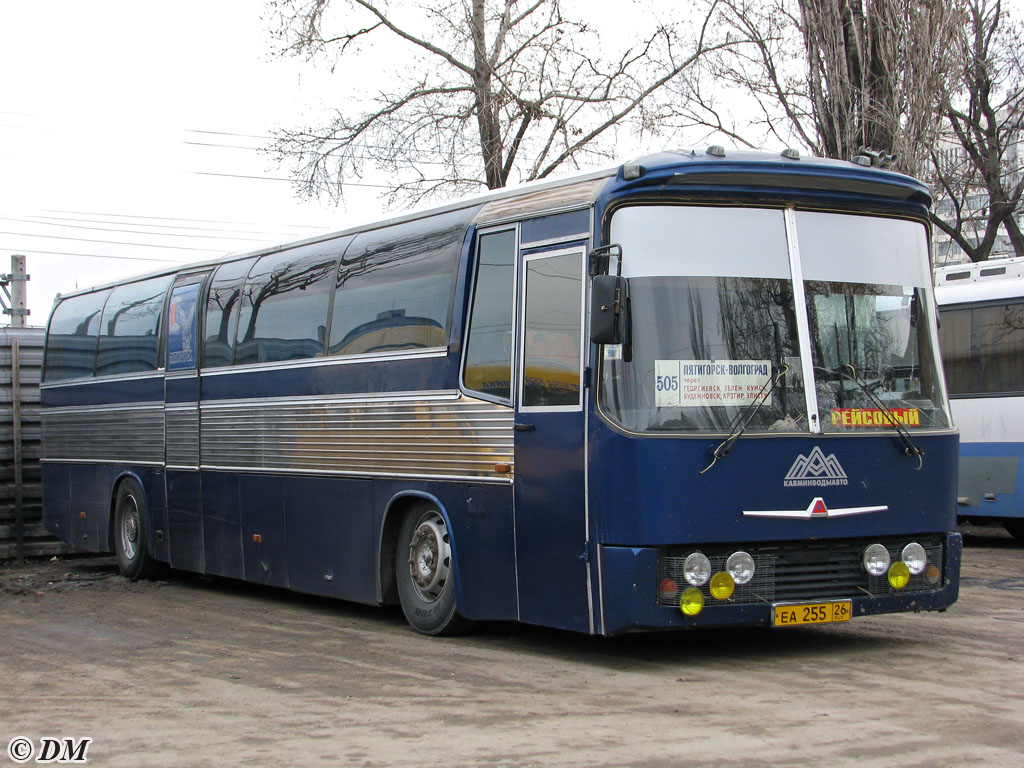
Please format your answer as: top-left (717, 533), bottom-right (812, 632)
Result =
top-left (784, 447), bottom-right (849, 487)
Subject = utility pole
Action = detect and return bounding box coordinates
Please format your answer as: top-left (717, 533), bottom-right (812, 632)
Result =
top-left (1, 254), bottom-right (30, 327)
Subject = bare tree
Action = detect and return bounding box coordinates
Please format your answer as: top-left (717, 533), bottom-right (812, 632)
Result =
top-left (707, 0), bottom-right (962, 178)
top-left (267, 0), bottom-right (736, 203)
top-left (931, 0), bottom-right (1024, 262)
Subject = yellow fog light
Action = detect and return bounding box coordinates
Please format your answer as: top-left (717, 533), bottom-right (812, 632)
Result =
top-left (680, 587), bottom-right (704, 616)
top-left (924, 564), bottom-right (941, 586)
top-left (888, 561), bottom-right (910, 589)
top-left (709, 571), bottom-right (735, 600)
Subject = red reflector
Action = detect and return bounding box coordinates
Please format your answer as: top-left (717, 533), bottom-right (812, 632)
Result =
top-left (658, 578), bottom-right (679, 601)
top-left (253, 534), bottom-right (262, 543)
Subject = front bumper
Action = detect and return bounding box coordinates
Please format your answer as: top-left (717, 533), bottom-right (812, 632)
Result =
top-left (598, 531), bottom-right (962, 635)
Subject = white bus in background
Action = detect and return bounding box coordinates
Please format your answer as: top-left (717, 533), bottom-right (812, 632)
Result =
top-left (935, 256), bottom-right (1024, 540)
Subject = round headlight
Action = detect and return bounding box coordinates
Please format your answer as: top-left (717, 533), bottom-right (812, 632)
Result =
top-left (901, 542), bottom-right (927, 575)
top-left (862, 543), bottom-right (890, 576)
top-left (683, 552), bottom-right (712, 586)
top-left (726, 551), bottom-right (755, 585)
top-left (710, 571), bottom-right (735, 600)
top-left (888, 561), bottom-right (911, 589)
top-left (680, 587), bottom-right (704, 616)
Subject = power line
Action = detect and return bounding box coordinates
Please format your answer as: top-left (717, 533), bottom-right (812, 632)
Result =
top-left (192, 171), bottom-right (394, 188)
top-left (0, 230), bottom-right (225, 252)
top-left (30, 213), bottom-right (326, 238)
top-left (0, 216), bottom-right (277, 242)
top-left (0, 247), bottom-right (184, 263)
top-left (45, 209), bottom-right (329, 230)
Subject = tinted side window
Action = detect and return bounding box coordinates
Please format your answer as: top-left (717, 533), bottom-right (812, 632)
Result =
top-left (464, 229), bottom-right (516, 400)
top-left (95, 277), bottom-right (172, 376)
top-left (235, 246), bottom-right (340, 365)
top-left (939, 302), bottom-right (1024, 395)
top-left (329, 210), bottom-right (471, 356)
top-left (938, 306), bottom-right (972, 394)
top-left (43, 289), bottom-right (110, 382)
top-left (204, 258), bottom-right (256, 368)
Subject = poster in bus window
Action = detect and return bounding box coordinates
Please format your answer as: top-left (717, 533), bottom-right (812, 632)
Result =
top-left (167, 284), bottom-right (199, 370)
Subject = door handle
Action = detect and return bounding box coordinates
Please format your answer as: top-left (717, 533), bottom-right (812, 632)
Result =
top-left (514, 422), bottom-right (535, 432)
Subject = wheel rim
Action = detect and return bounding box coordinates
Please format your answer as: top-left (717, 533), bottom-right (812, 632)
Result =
top-left (119, 494), bottom-right (140, 561)
top-left (407, 512), bottom-right (452, 603)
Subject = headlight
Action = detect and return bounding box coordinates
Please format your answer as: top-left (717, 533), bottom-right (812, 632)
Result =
top-left (901, 542), bottom-right (927, 575)
top-left (726, 551), bottom-right (755, 585)
top-left (683, 552), bottom-right (712, 586)
top-left (862, 543), bottom-right (890, 576)
top-left (680, 587), bottom-right (704, 616)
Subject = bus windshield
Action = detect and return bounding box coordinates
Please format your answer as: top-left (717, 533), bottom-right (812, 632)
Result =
top-left (600, 205), bottom-right (951, 434)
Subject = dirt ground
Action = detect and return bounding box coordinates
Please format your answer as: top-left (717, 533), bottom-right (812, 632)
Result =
top-left (1, 525), bottom-right (1022, 768)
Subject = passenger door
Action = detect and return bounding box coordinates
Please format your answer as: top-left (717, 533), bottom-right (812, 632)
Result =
top-left (513, 245), bottom-right (591, 631)
top-left (164, 271), bottom-right (208, 572)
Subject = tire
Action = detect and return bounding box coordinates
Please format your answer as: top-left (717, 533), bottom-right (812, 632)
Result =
top-left (1004, 518), bottom-right (1024, 542)
top-left (113, 478), bottom-right (159, 581)
top-left (396, 504), bottom-right (468, 636)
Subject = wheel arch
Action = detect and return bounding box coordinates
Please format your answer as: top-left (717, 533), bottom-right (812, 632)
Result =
top-left (378, 490), bottom-right (460, 608)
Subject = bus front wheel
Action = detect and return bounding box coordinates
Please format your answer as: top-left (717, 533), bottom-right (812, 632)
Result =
top-left (113, 478), bottom-right (159, 581)
top-left (396, 504), bottom-right (468, 636)
top-left (1004, 519), bottom-right (1024, 542)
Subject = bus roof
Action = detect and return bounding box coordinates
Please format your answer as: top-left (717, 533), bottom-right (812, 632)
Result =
top-left (54, 148), bottom-right (929, 302)
top-left (934, 256), bottom-right (1024, 305)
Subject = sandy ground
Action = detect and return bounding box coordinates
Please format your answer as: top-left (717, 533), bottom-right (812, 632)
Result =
top-left (1, 524), bottom-right (1022, 768)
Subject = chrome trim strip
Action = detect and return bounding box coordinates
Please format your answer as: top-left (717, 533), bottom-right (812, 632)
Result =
top-left (199, 464), bottom-right (514, 485)
top-left (202, 389), bottom-right (461, 409)
top-left (200, 346), bottom-right (448, 377)
top-left (166, 406), bottom-right (200, 468)
top-left (43, 401), bottom-right (163, 415)
top-left (743, 503), bottom-right (889, 519)
top-left (167, 465), bottom-right (200, 472)
top-left (41, 370), bottom-right (165, 390)
top-left (41, 458), bottom-right (165, 467)
top-left (200, 393), bottom-right (514, 481)
top-left (42, 402), bottom-right (164, 463)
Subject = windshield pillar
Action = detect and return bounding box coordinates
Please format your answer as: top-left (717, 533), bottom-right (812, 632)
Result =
top-left (784, 208), bottom-right (822, 434)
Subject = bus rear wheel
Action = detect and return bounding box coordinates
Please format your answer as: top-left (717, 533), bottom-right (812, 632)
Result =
top-left (396, 504), bottom-right (468, 636)
top-left (113, 478), bottom-right (159, 581)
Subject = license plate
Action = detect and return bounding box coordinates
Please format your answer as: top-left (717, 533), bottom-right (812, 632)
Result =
top-left (772, 600), bottom-right (852, 627)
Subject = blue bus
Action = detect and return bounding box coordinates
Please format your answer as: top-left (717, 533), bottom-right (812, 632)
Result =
top-left (41, 149), bottom-right (961, 635)
top-left (935, 257), bottom-right (1024, 540)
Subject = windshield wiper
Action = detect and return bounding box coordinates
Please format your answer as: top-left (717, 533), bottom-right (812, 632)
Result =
top-left (837, 364), bottom-right (924, 470)
top-left (699, 365), bottom-right (789, 475)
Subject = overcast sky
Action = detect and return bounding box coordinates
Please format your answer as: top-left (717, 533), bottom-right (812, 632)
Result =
top-left (0, 0), bottom-right (388, 323)
top-left (2, 1), bottom-right (1020, 325)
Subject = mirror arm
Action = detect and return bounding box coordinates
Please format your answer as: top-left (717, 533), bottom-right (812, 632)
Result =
top-left (588, 244), bottom-right (622, 277)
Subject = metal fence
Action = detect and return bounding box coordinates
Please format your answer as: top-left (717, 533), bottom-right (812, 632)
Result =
top-left (0, 326), bottom-right (69, 559)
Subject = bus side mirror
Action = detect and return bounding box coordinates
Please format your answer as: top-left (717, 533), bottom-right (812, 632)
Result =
top-left (590, 275), bottom-right (627, 345)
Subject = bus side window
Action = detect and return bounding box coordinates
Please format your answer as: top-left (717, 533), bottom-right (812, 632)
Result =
top-left (95, 276), bottom-right (173, 377)
top-left (235, 247), bottom-right (339, 366)
top-left (521, 251), bottom-right (584, 407)
top-left (972, 302), bottom-right (1024, 394)
top-left (203, 258), bottom-right (256, 368)
top-left (42, 289), bottom-right (111, 382)
top-left (329, 210), bottom-right (470, 357)
top-left (938, 306), bottom-right (972, 395)
top-left (464, 229), bottom-right (516, 400)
